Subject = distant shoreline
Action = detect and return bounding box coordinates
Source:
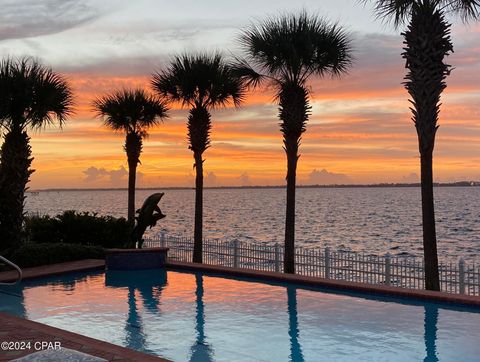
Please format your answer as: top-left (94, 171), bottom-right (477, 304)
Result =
top-left (30, 181), bottom-right (480, 192)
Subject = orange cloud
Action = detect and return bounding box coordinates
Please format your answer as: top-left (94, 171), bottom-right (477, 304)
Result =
top-left (16, 29), bottom-right (480, 188)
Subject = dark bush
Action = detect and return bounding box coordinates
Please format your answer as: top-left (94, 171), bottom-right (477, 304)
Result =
top-left (6, 243), bottom-right (105, 268)
top-left (24, 214), bottom-right (61, 244)
top-left (25, 211), bottom-right (131, 248)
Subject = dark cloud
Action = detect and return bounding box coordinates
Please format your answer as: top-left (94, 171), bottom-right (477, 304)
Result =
top-left (311, 32), bottom-right (404, 97)
top-left (0, 0), bottom-right (101, 41)
top-left (306, 169), bottom-right (350, 185)
top-left (205, 171), bottom-right (217, 187)
top-left (108, 166), bottom-right (128, 184)
top-left (83, 166), bottom-right (128, 185)
top-left (310, 30), bottom-right (480, 98)
top-left (237, 172), bottom-right (251, 186)
top-left (401, 173), bottom-right (419, 183)
top-left (49, 28), bottom-right (477, 94)
top-left (60, 55), bottom-right (166, 77)
top-left (83, 166), bottom-right (109, 182)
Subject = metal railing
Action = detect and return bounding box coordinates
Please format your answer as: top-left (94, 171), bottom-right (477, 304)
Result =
top-left (144, 233), bottom-right (480, 296)
top-left (0, 255), bottom-right (22, 285)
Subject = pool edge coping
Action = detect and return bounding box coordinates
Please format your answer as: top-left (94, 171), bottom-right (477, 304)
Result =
top-left (0, 259), bottom-right (106, 283)
top-left (0, 312), bottom-right (169, 362)
top-left (166, 260), bottom-right (480, 307)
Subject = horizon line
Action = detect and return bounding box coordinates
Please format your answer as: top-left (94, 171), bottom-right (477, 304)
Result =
top-left (29, 180), bottom-right (480, 192)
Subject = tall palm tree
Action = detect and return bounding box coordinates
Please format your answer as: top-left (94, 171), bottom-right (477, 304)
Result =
top-left (0, 57), bottom-right (73, 251)
top-left (235, 12), bottom-right (352, 273)
top-left (93, 89), bottom-right (168, 225)
top-left (152, 53), bottom-right (245, 263)
top-left (370, 0), bottom-right (479, 291)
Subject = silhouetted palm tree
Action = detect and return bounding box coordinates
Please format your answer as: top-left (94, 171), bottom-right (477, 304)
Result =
top-left (93, 89), bottom-right (168, 224)
top-left (0, 58), bottom-right (73, 251)
top-left (236, 12), bottom-right (352, 273)
top-left (370, 0), bottom-right (479, 291)
top-left (152, 53), bottom-right (245, 263)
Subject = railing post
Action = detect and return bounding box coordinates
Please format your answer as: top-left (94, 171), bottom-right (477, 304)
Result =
top-left (385, 253), bottom-right (391, 286)
top-left (324, 247), bottom-right (331, 279)
top-left (160, 231), bottom-right (166, 248)
top-left (233, 239), bottom-right (239, 268)
top-left (274, 243), bottom-right (280, 272)
top-left (459, 258), bottom-right (465, 294)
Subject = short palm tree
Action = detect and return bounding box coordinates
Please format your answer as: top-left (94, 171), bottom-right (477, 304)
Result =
top-left (370, 0), bottom-right (479, 291)
top-left (0, 57), bottom-right (73, 251)
top-left (235, 12), bottom-right (352, 273)
top-left (152, 53), bottom-right (245, 263)
top-left (93, 89), bottom-right (168, 225)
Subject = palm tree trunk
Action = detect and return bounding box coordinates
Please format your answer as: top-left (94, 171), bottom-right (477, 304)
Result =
top-left (127, 159), bottom-right (137, 225)
top-left (420, 150), bottom-right (440, 291)
top-left (193, 151), bottom-right (204, 263)
top-left (284, 153), bottom-right (297, 274)
top-left (188, 105), bottom-right (211, 264)
top-left (279, 83), bottom-right (309, 274)
top-left (125, 132), bottom-right (143, 227)
top-left (0, 129), bottom-right (33, 251)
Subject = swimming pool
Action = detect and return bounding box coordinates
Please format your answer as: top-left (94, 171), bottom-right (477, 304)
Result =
top-left (1, 268), bottom-right (479, 361)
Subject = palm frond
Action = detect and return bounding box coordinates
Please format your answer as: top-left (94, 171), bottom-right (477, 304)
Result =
top-left (442, 0), bottom-right (480, 21)
top-left (238, 11), bottom-right (353, 87)
top-left (229, 57), bottom-right (268, 89)
top-left (92, 89), bottom-right (168, 135)
top-left (151, 52), bottom-right (246, 110)
top-left (368, 0), bottom-right (479, 25)
top-left (368, 0), bottom-right (416, 26)
top-left (0, 57), bottom-right (73, 131)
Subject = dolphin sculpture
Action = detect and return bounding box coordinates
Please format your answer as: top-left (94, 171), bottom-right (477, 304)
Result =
top-left (129, 192), bottom-right (166, 248)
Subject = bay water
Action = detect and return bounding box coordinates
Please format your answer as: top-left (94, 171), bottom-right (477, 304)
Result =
top-left (25, 186), bottom-right (480, 261)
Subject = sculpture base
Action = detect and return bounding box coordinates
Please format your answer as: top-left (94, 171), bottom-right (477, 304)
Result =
top-left (105, 247), bottom-right (169, 270)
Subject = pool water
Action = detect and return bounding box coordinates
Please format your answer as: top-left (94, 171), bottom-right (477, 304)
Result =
top-left (1, 269), bottom-right (479, 362)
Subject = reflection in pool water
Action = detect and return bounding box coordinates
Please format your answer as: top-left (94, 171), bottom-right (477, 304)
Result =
top-left (191, 275), bottom-right (214, 362)
top-left (288, 287), bottom-right (303, 362)
top-left (424, 304), bottom-right (439, 362)
top-left (0, 269), bottom-right (479, 361)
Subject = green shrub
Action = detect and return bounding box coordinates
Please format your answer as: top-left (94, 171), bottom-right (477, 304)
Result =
top-left (24, 214), bottom-right (61, 244)
top-left (6, 243), bottom-right (105, 268)
top-left (25, 211), bottom-right (131, 248)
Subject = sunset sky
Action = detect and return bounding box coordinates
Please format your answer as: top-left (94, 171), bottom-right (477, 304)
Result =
top-left (1, 0), bottom-right (479, 189)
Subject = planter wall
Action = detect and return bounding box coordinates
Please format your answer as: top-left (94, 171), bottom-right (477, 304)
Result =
top-left (106, 247), bottom-right (169, 270)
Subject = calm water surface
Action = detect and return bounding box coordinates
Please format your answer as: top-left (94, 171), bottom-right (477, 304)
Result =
top-left (25, 187), bottom-right (480, 260)
top-left (1, 269), bottom-right (479, 361)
